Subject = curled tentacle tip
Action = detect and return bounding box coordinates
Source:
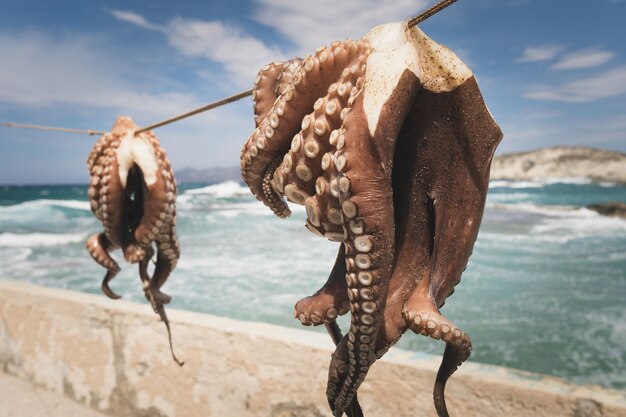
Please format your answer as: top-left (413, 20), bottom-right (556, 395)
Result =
top-left (101, 283), bottom-right (121, 300)
top-left (172, 356), bottom-right (185, 367)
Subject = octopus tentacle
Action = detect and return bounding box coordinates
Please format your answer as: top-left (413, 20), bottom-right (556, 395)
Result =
top-left (253, 62), bottom-right (284, 125)
top-left (402, 304), bottom-right (471, 417)
top-left (86, 232), bottom-right (122, 299)
top-left (325, 321), bottom-right (365, 417)
top-left (295, 244), bottom-right (350, 326)
top-left (149, 221), bottom-right (179, 304)
top-left (101, 270), bottom-right (121, 300)
top-left (86, 232), bottom-right (120, 273)
top-left (87, 134), bottom-right (110, 217)
top-left (278, 60), bottom-right (366, 213)
top-left (275, 59), bottom-right (304, 97)
top-left (139, 247), bottom-right (184, 366)
top-left (253, 58), bottom-right (302, 126)
top-left (435, 343), bottom-right (471, 417)
top-left (99, 131), bottom-right (125, 246)
top-left (241, 40), bottom-right (370, 216)
top-left (330, 65), bottom-right (422, 416)
top-left (264, 158), bottom-right (291, 218)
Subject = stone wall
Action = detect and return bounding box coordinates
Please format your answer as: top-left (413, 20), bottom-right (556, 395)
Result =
top-left (1, 281), bottom-right (625, 417)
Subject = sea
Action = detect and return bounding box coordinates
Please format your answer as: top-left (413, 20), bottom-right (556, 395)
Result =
top-left (1, 179), bottom-right (625, 390)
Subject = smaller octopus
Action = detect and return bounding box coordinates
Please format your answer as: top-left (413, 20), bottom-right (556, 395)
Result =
top-left (86, 116), bottom-right (183, 365)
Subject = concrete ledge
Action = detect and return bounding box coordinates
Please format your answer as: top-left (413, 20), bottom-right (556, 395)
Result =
top-left (0, 371), bottom-right (108, 417)
top-left (1, 280), bottom-right (625, 417)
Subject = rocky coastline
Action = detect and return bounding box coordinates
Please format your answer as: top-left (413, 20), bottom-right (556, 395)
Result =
top-left (490, 146), bottom-right (626, 184)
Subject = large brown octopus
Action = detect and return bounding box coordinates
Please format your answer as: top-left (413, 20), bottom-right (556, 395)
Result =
top-left (86, 116), bottom-right (182, 365)
top-left (241, 22), bottom-right (502, 417)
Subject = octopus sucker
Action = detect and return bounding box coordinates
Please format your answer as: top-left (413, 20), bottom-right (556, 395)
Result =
top-left (294, 245), bottom-right (351, 326)
top-left (242, 41), bottom-right (371, 218)
top-left (86, 116), bottom-right (183, 366)
top-left (242, 20), bottom-right (502, 417)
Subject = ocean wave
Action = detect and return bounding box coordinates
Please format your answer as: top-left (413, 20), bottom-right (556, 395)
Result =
top-left (599, 181), bottom-right (620, 188)
top-left (489, 180), bottom-right (547, 189)
top-left (486, 192), bottom-right (534, 203)
top-left (483, 203), bottom-right (626, 243)
top-left (183, 181), bottom-right (249, 198)
top-left (0, 247), bottom-right (32, 262)
top-left (489, 177), bottom-right (593, 189)
top-left (0, 199), bottom-right (90, 212)
top-left (486, 202), bottom-right (581, 217)
top-left (0, 232), bottom-right (87, 247)
top-left (531, 208), bottom-right (626, 238)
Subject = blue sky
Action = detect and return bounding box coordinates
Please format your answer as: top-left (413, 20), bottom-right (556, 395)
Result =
top-left (0, 0), bottom-right (625, 184)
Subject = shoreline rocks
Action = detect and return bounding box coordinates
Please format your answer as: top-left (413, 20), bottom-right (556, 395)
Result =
top-left (490, 146), bottom-right (626, 184)
top-left (587, 202), bottom-right (626, 219)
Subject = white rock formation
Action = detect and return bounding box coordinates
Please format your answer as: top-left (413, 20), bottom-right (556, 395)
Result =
top-left (490, 146), bottom-right (626, 184)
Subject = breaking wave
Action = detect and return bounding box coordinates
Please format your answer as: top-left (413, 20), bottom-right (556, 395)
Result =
top-left (0, 232), bottom-right (87, 247)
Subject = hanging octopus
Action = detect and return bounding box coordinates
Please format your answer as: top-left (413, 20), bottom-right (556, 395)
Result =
top-left (86, 116), bottom-right (183, 365)
top-left (241, 21), bottom-right (502, 417)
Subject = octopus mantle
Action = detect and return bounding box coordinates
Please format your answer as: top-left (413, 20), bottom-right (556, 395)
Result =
top-left (240, 21), bottom-right (502, 417)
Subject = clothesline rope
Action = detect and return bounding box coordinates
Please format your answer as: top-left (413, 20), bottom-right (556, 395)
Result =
top-left (0, 0), bottom-right (459, 138)
top-left (408, 0), bottom-right (458, 27)
top-left (134, 89), bottom-right (254, 135)
top-left (0, 122), bottom-right (106, 136)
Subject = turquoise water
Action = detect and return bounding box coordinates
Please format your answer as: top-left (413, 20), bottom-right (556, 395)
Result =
top-left (0, 179), bottom-right (625, 389)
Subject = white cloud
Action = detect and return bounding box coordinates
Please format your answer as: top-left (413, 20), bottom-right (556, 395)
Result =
top-left (109, 1), bottom-right (437, 86)
top-left (516, 44), bottom-right (564, 63)
top-left (166, 17), bottom-right (284, 86)
top-left (0, 31), bottom-right (198, 118)
top-left (524, 67), bottom-right (626, 103)
top-left (551, 49), bottom-right (616, 70)
top-left (110, 1), bottom-right (471, 86)
top-left (110, 10), bottom-right (283, 88)
top-left (0, 29), bottom-right (259, 180)
top-left (252, 0), bottom-right (429, 53)
top-left (110, 10), bottom-right (165, 32)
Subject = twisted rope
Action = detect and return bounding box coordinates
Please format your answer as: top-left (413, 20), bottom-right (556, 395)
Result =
top-left (134, 89), bottom-right (253, 135)
top-left (408, 0), bottom-right (459, 27)
top-left (0, 122), bottom-right (105, 136)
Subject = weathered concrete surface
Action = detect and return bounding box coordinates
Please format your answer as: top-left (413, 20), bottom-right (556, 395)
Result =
top-left (0, 371), bottom-right (109, 417)
top-left (1, 280), bottom-right (625, 417)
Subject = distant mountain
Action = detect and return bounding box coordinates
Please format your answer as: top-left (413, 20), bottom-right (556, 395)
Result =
top-left (490, 146), bottom-right (626, 184)
top-left (176, 147), bottom-right (626, 185)
top-left (176, 166), bottom-right (241, 184)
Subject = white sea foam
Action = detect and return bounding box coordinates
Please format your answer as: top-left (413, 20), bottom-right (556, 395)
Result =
top-left (483, 203), bottom-right (626, 243)
top-left (531, 208), bottom-right (626, 239)
top-left (0, 199), bottom-right (90, 212)
top-left (489, 177), bottom-right (593, 189)
top-left (184, 181), bottom-right (249, 198)
top-left (0, 232), bottom-right (87, 247)
top-left (0, 247), bottom-right (32, 262)
top-left (489, 180), bottom-right (546, 189)
top-left (486, 192), bottom-right (534, 203)
top-left (487, 202), bottom-right (579, 217)
top-left (179, 181), bottom-right (306, 218)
